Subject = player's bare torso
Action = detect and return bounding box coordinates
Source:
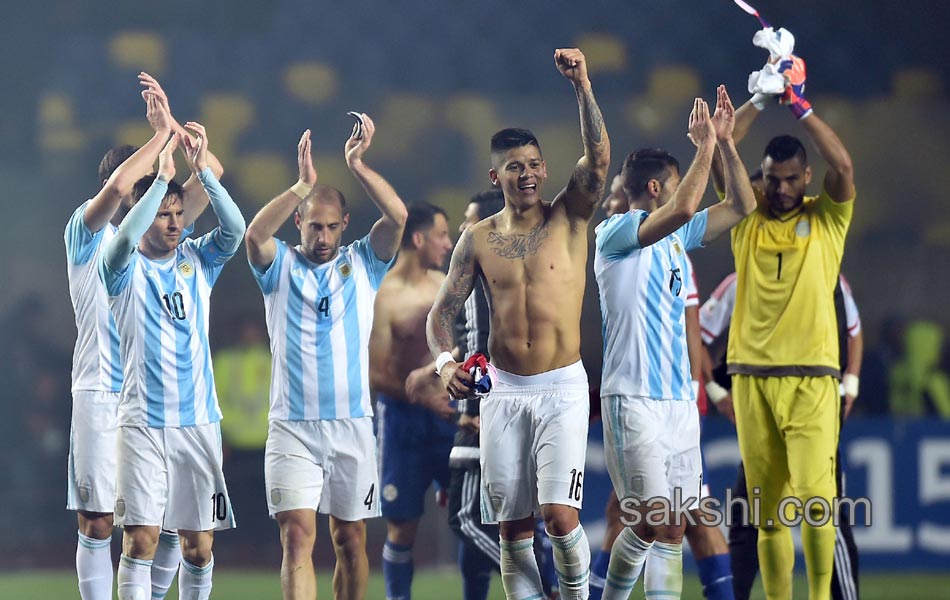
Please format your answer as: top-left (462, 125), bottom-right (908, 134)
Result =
top-left (377, 270), bottom-right (445, 380)
top-left (472, 203), bottom-right (587, 375)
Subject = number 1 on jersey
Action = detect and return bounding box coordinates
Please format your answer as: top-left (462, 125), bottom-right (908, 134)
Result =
top-left (776, 252), bottom-right (783, 280)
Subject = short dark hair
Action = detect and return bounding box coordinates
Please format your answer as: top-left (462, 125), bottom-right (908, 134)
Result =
top-left (98, 145), bottom-right (138, 183)
top-left (764, 135), bottom-right (807, 165)
top-left (131, 173), bottom-right (184, 206)
top-left (297, 184), bottom-right (348, 216)
top-left (490, 128), bottom-right (541, 158)
top-left (401, 201), bottom-right (447, 249)
top-left (470, 189), bottom-right (505, 220)
top-left (621, 148), bottom-right (680, 198)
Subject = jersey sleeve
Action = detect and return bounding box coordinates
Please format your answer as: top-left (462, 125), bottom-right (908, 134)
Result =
top-left (190, 229), bottom-right (238, 287)
top-left (98, 249), bottom-right (138, 297)
top-left (64, 201), bottom-right (105, 265)
top-left (813, 186), bottom-right (854, 253)
top-left (249, 238), bottom-right (289, 295)
top-left (351, 234), bottom-right (395, 290)
top-left (839, 275), bottom-right (862, 337)
top-left (676, 208), bottom-right (709, 252)
top-left (699, 273), bottom-right (737, 345)
top-left (684, 255), bottom-right (700, 308)
top-left (594, 210), bottom-right (648, 259)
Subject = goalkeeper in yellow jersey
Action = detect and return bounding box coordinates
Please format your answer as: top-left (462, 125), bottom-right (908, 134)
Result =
top-left (711, 51), bottom-right (855, 600)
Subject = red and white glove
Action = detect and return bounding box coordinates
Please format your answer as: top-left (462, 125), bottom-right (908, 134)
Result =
top-left (779, 55), bottom-right (813, 119)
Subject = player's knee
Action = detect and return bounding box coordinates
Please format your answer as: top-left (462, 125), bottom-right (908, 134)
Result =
top-left (78, 511), bottom-right (114, 539)
top-left (330, 520), bottom-right (366, 558)
top-left (499, 516), bottom-right (536, 541)
top-left (278, 514), bottom-right (316, 557)
top-left (179, 531), bottom-right (214, 567)
top-left (541, 505), bottom-right (580, 537)
top-left (386, 519), bottom-right (418, 546)
top-left (122, 526), bottom-right (159, 560)
top-left (654, 522), bottom-right (686, 545)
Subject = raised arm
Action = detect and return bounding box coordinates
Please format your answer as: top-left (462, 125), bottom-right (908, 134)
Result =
top-left (711, 100), bottom-right (764, 195)
top-left (703, 86), bottom-right (757, 243)
top-left (102, 135), bottom-right (178, 271)
top-left (550, 48), bottom-right (611, 222)
top-left (634, 98), bottom-right (716, 248)
top-left (245, 130), bottom-right (317, 270)
top-left (799, 112), bottom-right (855, 203)
top-left (138, 72), bottom-right (223, 225)
top-left (426, 229), bottom-right (477, 398)
top-left (181, 122), bottom-right (245, 253)
top-left (84, 90), bottom-right (172, 231)
top-left (344, 114), bottom-right (408, 261)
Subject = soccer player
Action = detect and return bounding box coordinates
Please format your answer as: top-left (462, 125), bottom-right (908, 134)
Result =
top-left (244, 117), bottom-right (407, 600)
top-left (64, 75), bottom-right (218, 600)
top-left (594, 85), bottom-right (755, 600)
top-left (711, 53), bottom-right (856, 600)
top-left (699, 271), bottom-right (863, 600)
top-left (99, 123), bottom-right (245, 600)
top-left (427, 48), bottom-right (610, 600)
top-left (369, 201), bottom-right (455, 600)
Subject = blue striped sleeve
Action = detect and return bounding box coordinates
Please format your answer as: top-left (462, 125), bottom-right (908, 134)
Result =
top-left (676, 208), bottom-right (709, 251)
top-left (595, 211), bottom-right (647, 260)
top-left (98, 250), bottom-right (137, 297)
top-left (351, 234), bottom-right (395, 290)
top-left (250, 238), bottom-right (288, 295)
top-left (64, 201), bottom-right (104, 265)
top-left (194, 168), bottom-right (246, 269)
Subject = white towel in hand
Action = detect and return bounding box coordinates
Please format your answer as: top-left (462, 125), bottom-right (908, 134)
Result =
top-left (748, 27), bottom-right (796, 96)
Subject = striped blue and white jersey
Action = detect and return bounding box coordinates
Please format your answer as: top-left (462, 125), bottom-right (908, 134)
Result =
top-left (251, 235), bottom-right (393, 421)
top-left (65, 201), bottom-right (123, 394)
top-left (595, 208), bottom-right (708, 400)
top-left (99, 232), bottom-right (236, 427)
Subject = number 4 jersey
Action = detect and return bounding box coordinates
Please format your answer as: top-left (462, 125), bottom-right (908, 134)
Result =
top-left (250, 235), bottom-right (392, 422)
top-left (594, 208), bottom-right (708, 400)
top-left (99, 231), bottom-right (237, 427)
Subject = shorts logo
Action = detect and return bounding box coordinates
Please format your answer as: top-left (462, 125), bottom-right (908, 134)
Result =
top-left (270, 488), bottom-right (282, 506)
top-left (338, 261), bottom-right (352, 278)
top-left (178, 261), bottom-right (195, 277)
top-left (490, 494), bottom-right (504, 512)
top-left (115, 498), bottom-right (126, 517)
top-left (795, 219), bottom-right (811, 237)
top-left (78, 485), bottom-right (91, 503)
top-left (382, 484), bottom-right (398, 502)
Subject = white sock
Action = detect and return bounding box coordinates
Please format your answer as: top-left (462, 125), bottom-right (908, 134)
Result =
top-left (77, 531), bottom-right (113, 600)
top-left (602, 528), bottom-right (652, 600)
top-left (179, 554), bottom-right (214, 600)
top-left (547, 524), bottom-right (591, 600)
top-left (118, 554), bottom-right (153, 600)
top-left (500, 537), bottom-right (544, 600)
top-left (643, 541), bottom-right (683, 600)
top-left (150, 530), bottom-right (181, 599)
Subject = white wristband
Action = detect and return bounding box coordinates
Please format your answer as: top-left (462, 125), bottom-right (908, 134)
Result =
top-left (434, 352), bottom-right (455, 376)
top-left (705, 380), bottom-right (729, 405)
top-left (842, 373), bottom-right (859, 398)
top-left (290, 179), bottom-right (313, 200)
top-left (691, 380), bottom-right (701, 401)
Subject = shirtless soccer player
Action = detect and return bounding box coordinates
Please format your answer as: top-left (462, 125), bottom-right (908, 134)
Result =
top-left (427, 48), bottom-right (610, 600)
top-left (370, 202), bottom-right (455, 600)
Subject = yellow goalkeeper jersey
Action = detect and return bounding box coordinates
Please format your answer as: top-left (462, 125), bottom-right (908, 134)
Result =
top-left (727, 187), bottom-right (854, 377)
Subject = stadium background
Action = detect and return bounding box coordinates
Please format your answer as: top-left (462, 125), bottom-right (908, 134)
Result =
top-left (1, 0), bottom-right (948, 597)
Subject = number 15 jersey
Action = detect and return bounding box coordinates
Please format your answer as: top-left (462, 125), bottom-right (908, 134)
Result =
top-left (251, 235), bottom-right (392, 422)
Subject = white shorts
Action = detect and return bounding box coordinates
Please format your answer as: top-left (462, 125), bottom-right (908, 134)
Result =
top-left (480, 361), bottom-right (590, 524)
top-left (265, 417), bottom-right (380, 521)
top-left (601, 395), bottom-right (702, 509)
top-left (115, 423), bottom-right (235, 532)
top-left (67, 390), bottom-right (119, 513)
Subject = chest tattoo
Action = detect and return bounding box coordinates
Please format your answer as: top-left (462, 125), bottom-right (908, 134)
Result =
top-left (487, 222), bottom-right (550, 260)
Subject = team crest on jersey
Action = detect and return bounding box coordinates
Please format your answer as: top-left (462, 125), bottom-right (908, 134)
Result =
top-left (338, 261), bottom-right (352, 278)
top-left (671, 240), bottom-right (683, 255)
top-left (178, 260), bottom-right (195, 277)
top-left (795, 219), bottom-right (811, 237)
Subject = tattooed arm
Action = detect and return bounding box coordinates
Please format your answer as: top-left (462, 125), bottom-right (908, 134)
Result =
top-left (427, 229), bottom-right (477, 398)
top-left (551, 48), bottom-right (611, 223)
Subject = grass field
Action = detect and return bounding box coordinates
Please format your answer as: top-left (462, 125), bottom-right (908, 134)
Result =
top-left (2, 570), bottom-right (949, 599)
